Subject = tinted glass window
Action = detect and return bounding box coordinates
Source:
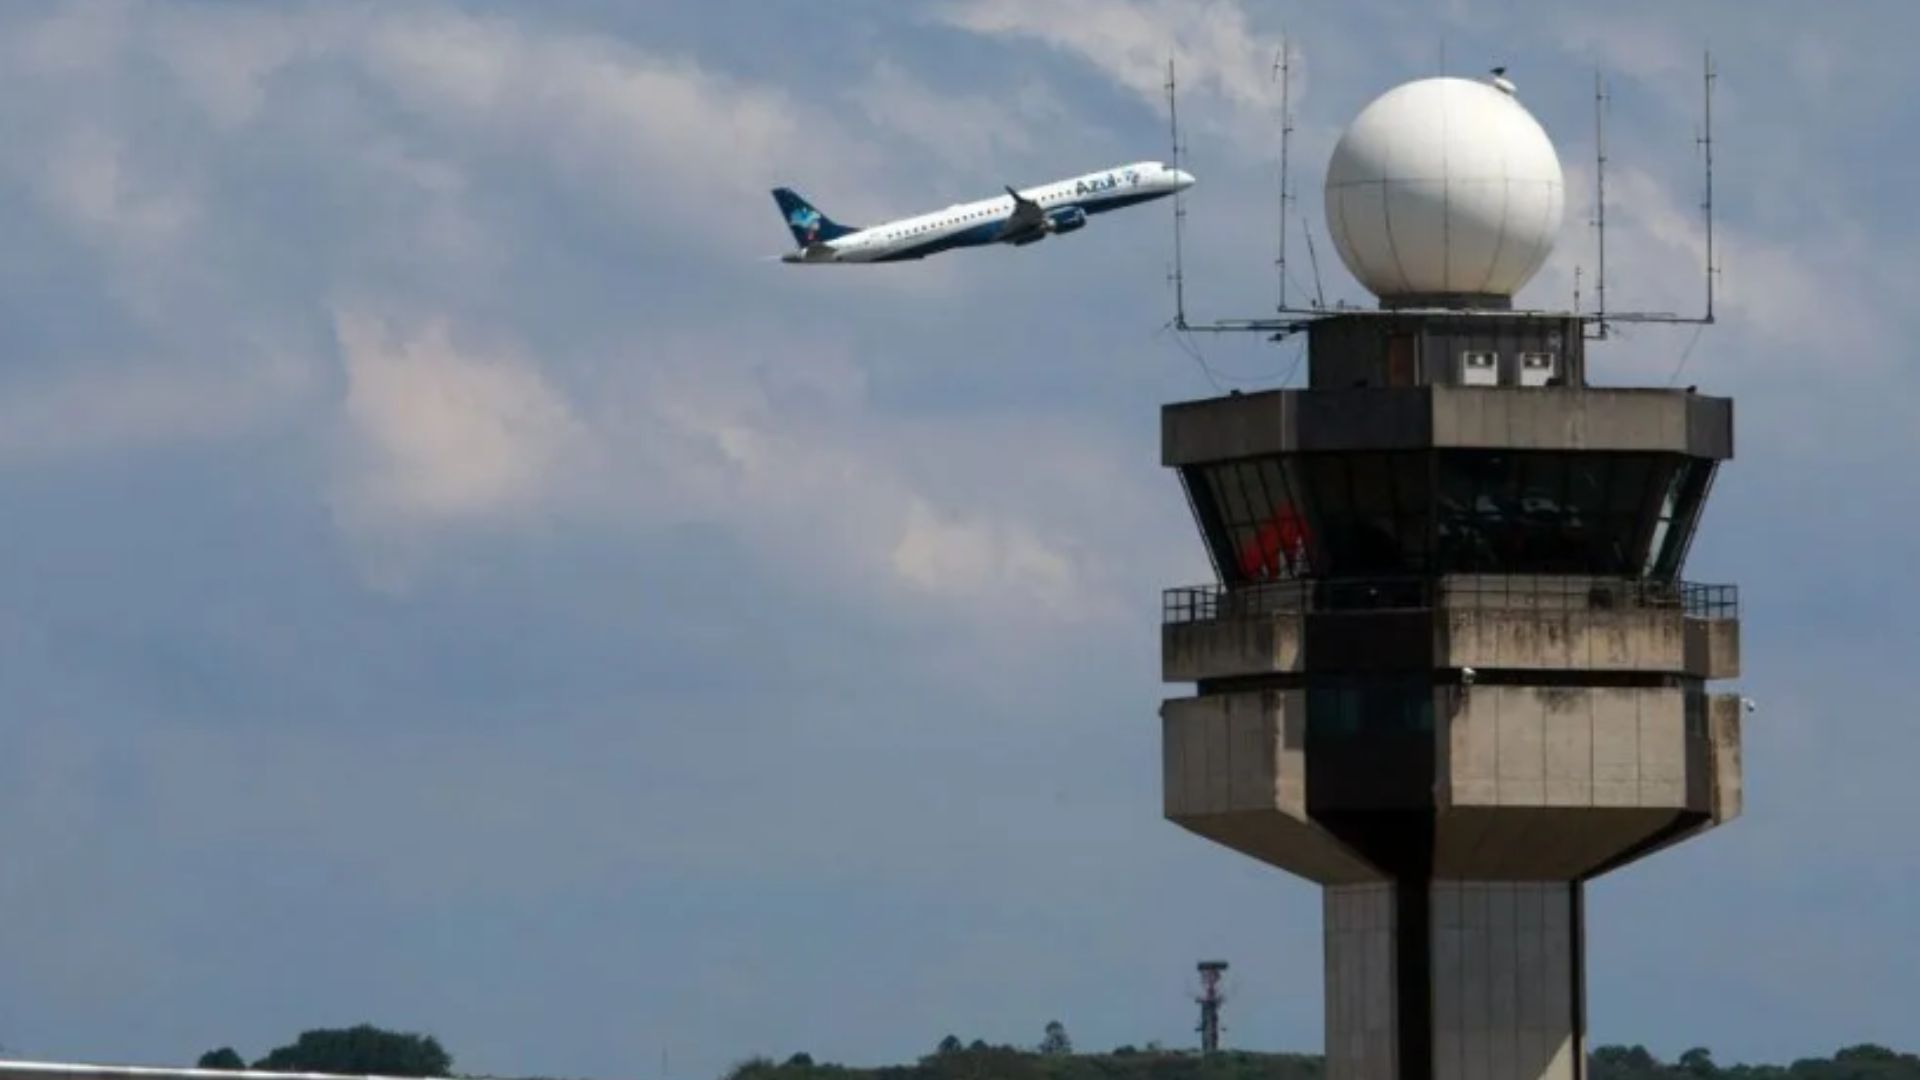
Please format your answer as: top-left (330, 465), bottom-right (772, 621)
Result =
top-left (1434, 451), bottom-right (1700, 576)
top-left (1190, 451), bottom-right (1711, 581)
top-left (1307, 675), bottom-right (1433, 742)
top-left (1194, 460), bottom-right (1309, 582)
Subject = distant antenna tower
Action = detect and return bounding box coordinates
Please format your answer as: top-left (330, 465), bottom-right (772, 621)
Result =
top-left (1195, 960), bottom-right (1229, 1055)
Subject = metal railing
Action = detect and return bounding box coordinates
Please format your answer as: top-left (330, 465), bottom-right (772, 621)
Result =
top-left (1163, 576), bottom-right (1739, 625)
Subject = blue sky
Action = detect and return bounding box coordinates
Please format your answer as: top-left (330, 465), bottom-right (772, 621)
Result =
top-left (0, 1), bottom-right (1916, 1077)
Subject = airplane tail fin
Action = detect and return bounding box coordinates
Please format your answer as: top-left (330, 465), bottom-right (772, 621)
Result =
top-left (772, 188), bottom-right (857, 247)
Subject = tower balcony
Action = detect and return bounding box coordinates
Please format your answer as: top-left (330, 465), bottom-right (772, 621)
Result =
top-left (1163, 576), bottom-right (1738, 684)
top-left (1160, 684), bottom-right (1744, 883)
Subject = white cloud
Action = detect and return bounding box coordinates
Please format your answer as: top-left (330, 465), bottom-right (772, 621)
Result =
top-left (0, 3), bottom-right (1147, 619)
top-left (5, 3), bottom-right (904, 263)
top-left (584, 336), bottom-right (1127, 628)
top-left (322, 311), bottom-right (1141, 630)
top-left (1538, 161), bottom-right (1903, 377)
top-left (349, 8), bottom-right (892, 248)
top-left (890, 497), bottom-right (1079, 614)
top-left (1555, 15), bottom-right (1702, 88)
top-left (936, 0), bottom-right (1285, 139)
top-left (331, 311), bottom-right (586, 529)
top-left (849, 61), bottom-right (1060, 171)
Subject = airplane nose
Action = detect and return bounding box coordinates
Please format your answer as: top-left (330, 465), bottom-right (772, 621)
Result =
top-left (1176, 169), bottom-right (1197, 190)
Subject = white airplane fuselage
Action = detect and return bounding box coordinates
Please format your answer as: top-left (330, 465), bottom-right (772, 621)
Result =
top-left (774, 161), bottom-right (1195, 264)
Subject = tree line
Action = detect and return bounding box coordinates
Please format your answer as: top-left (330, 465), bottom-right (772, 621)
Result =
top-left (724, 1028), bottom-right (1920, 1080)
top-left (192, 1024), bottom-right (1920, 1080)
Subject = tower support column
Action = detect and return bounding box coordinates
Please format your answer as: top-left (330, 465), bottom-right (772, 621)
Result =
top-left (1326, 881), bottom-right (1584, 1080)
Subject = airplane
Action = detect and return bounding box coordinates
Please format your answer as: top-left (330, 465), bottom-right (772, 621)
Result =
top-left (771, 161), bottom-right (1195, 264)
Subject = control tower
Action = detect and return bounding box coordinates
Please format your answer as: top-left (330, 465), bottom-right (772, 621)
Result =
top-left (1158, 77), bottom-right (1743, 1080)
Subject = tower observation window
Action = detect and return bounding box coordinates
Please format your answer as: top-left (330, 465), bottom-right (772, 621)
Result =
top-left (1197, 458), bottom-right (1311, 581)
top-left (1434, 451), bottom-right (1710, 577)
top-left (1186, 450), bottom-right (1715, 582)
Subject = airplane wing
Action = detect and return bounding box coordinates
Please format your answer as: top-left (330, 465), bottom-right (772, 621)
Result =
top-left (996, 185), bottom-right (1047, 245)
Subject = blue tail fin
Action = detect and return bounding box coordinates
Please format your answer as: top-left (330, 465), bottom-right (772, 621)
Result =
top-left (772, 188), bottom-right (857, 247)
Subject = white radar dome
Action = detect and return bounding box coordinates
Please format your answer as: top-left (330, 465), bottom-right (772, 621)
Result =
top-left (1324, 76), bottom-right (1564, 305)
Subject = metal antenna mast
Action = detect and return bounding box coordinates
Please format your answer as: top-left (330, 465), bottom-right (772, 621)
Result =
top-left (1593, 69), bottom-right (1610, 338)
top-left (1304, 220), bottom-right (1327, 309)
top-left (1159, 53), bottom-right (1723, 339)
top-left (1168, 57), bottom-right (1189, 328)
top-left (1196, 961), bottom-right (1229, 1055)
top-left (1276, 38), bottom-right (1293, 312)
top-left (1701, 51), bottom-right (1717, 323)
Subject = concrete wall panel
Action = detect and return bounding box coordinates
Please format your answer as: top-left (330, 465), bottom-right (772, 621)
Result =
top-left (1438, 609), bottom-right (1700, 673)
top-left (1162, 710), bottom-right (1184, 816)
top-left (1448, 686), bottom-right (1695, 812)
top-left (1431, 882), bottom-right (1579, 1080)
top-left (1543, 696), bottom-right (1593, 807)
top-left (1638, 692), bottom-right (1687, 805)
top-left (1684, 618), bottom-right (1741, 679)
top-left (1173, 606), bottom-right (1732, 683)
top-left (1326, 885), bottom-right (1398, 1080)
top-left (1708, 694), bottom-right (1745, 822)
top-left (1164, 693), bottom-right (1382, 883)
top-left (1165, 387), bottom-right (1733, 464)
top-left (1495, 689), bottom-right (1547, 806)
top-left (1163, 616), bottom-right (1305, 682)
top-left (1590, 689), bottom-right (1641, 806)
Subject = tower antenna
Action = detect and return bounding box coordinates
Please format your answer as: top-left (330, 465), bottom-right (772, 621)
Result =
top-left (1275, 37), bottom-right (1293, 312)
top-left (1701, 50), bottom-right (1717, 323)
top-left (1304, 220), bottom-right (1327, 310)
top-left (1168, 57), bottom-right (1189, 328)
top-left (1165, 64), bottom-right (1720, 336)
top-left (1593, 68), bottom-right (1610, 339)
top-left (1195, 961), bottom-right (1229, 1055)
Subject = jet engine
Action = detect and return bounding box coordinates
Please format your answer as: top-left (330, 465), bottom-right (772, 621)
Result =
top-left (1044, 206), bottom-right (1088, 234)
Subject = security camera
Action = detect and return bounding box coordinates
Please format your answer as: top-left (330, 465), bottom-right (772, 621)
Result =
top-left (1742, 697), bottom-right (1757, 714)
top-left (1461, 667), bottom-right (1477, 686)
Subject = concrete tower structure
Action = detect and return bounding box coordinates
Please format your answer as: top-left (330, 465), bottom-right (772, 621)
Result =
top-left (1158, 77), bottom-right (1743, 1080)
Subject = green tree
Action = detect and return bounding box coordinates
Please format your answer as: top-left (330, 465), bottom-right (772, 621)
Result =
top-left (725, 1056), bottom-right (780, 1080)
top-left (1835, 1045), bottom-right (1902, 1063)
top-left (936, 1037), bottom-right (963, 1056)
top-left (1040, 1022), bottom-right (1073, 1057)
top-left (1679, 1047), bottom-right (1715, 1076)
top-left (197, 1049), bottom-right (246, 1071)
top-left (251, 1025), bottom-right (452, 1077)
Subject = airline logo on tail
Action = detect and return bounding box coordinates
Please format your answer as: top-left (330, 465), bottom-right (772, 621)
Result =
top-left (787, 206), bottom-right (823, 244)
top-left (772, 188), bottom-right (856, 249)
